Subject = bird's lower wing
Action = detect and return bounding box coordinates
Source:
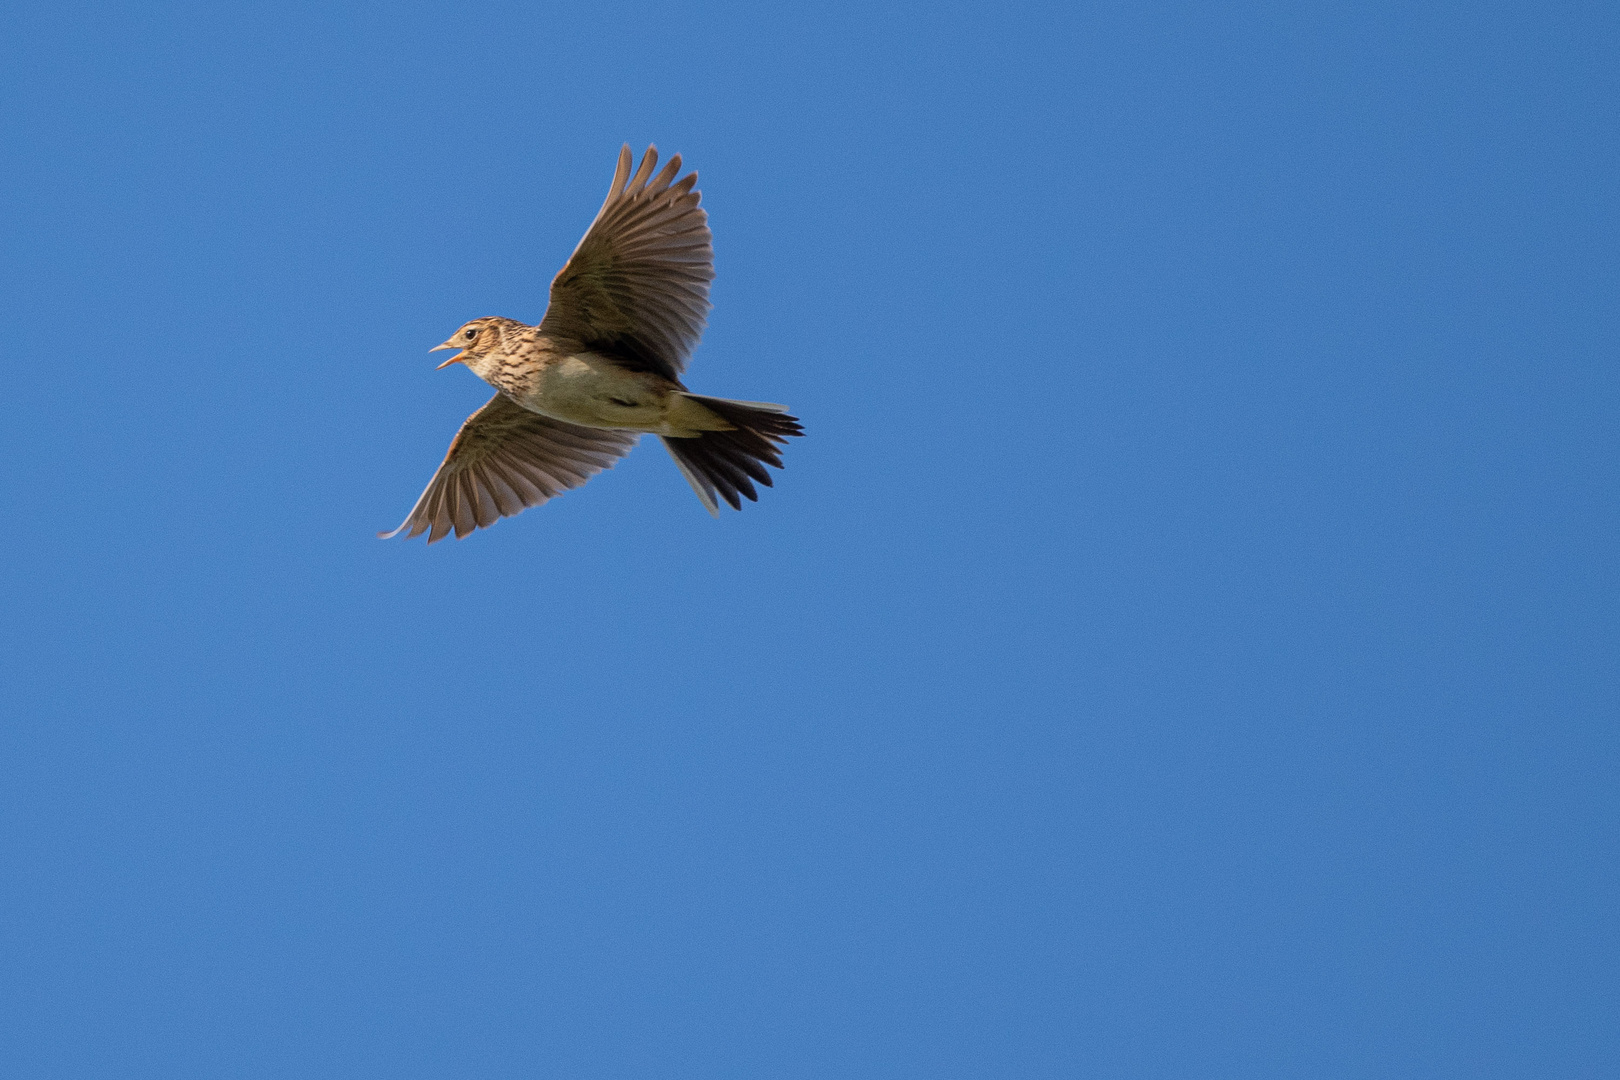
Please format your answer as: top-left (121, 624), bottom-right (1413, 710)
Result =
top-left (380, 393), bottom-right (639, 543)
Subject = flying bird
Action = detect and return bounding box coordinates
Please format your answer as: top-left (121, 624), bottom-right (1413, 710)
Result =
top-left (382, 144), bottom-right (803, 543)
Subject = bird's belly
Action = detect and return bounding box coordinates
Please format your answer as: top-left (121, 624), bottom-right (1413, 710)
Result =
top-left (518, 354), bottom-right (667, 430)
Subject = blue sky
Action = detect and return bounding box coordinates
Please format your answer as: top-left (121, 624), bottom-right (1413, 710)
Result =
top-left (2, 1), bottom-right (1616, 1077)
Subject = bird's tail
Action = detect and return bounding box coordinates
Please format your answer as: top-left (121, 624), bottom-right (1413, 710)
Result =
top-left (661, 394), bottom-right (805, 515)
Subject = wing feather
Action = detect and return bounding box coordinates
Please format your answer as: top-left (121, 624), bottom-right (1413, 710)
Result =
top-left (481, 465), bottom-right (522, 517)
top-left (538, 144), bottom-right (714, 382)
top-left (470, 467), bottom-right (500, 529)
top-left (380, 394), bottom-right (638, 543)
top-left (449, 474), bottom-right (473, 537)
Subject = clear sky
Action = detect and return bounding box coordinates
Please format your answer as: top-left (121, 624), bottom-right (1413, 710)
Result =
top-left (2, 2), bottom-right (1615, 1077)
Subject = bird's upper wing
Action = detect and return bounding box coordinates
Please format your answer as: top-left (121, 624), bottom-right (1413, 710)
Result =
top-left (380, 393), bottom-right (638, 543)
top-left (538, 144), bottom-right (713, 382)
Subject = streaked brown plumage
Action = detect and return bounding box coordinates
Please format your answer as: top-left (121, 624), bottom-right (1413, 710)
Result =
top-left (382, 144), bottom-right (803, 543)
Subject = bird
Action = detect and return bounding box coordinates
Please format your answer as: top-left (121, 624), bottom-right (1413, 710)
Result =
top-left (381, 144), bottom-right (803, 543)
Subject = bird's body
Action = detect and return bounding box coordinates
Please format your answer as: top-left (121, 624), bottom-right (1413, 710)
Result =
top-left (382, 145), bottom-right (803, 543)
top-left (456, 317), bottom-right (735, 436)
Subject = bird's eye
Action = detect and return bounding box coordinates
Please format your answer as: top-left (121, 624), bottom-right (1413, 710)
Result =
top-left (464, 329), bottom-right (477, 340)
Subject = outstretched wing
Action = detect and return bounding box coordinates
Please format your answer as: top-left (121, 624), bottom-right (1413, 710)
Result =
top-left (380, 394), bottom-right (638, 543)
top-left (538, 144), bottom-right (713, 382)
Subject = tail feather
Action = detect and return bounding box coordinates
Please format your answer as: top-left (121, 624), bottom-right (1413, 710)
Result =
top-left (662, 394), bottom-right (804, 514)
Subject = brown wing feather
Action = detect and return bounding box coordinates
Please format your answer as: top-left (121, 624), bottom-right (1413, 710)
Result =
top-left (539, 144), bottom-right (714, 382)
top-left (380, 393), bottom-right (638, 543)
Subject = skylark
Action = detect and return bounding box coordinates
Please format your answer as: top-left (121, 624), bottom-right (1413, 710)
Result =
top-left (382, 144), bottom-right (803, 543)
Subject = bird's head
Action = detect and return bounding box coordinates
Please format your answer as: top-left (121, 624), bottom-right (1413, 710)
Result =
top-left (430, 318), bottom-right (504, 371)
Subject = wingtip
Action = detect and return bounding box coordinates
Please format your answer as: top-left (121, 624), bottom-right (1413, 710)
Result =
top-left (631, 145), bottom-right (659, 189)
top-left (611, 144), bottom-right (634, 196)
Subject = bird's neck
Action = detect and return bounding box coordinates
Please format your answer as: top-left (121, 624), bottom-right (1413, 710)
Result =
top-left (468, 330), bottom-right (552, 398)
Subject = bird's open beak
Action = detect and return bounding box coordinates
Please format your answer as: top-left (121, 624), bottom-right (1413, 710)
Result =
top-left (430, 342), bottom-right (464, 369)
